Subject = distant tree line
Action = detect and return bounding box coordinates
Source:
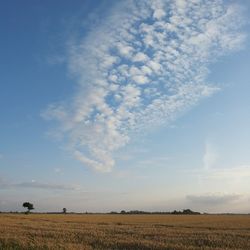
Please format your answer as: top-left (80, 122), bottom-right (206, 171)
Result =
top-left (110, 209), bottom-right (200, 215)
top-left (0, 202), bottom-right (202, 215)
top-left (171, 209), bottom-right (200, 215)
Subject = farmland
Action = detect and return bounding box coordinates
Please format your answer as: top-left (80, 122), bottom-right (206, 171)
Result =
top-left (0, 214), bottom-right (250, 249)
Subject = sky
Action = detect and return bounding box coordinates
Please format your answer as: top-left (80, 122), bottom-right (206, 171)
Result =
top-left (1, 0), bottom-right (250, 213)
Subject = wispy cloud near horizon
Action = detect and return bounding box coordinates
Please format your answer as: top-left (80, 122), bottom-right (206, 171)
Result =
top-left (186, 193), bottom-right (242, 205)
top-left (0, 179), bottom-right (81, 191)
top-left (42, 0), bottom-right (246, 172)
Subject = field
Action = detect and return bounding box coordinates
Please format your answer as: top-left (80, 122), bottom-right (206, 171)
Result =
top-left (0, 214), bottom-right (250, 249)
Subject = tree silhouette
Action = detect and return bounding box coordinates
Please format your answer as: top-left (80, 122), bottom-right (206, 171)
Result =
top-left (23, 202), bottom-right (34, 214)
top-left (63, 208), bottom-right (67, 214)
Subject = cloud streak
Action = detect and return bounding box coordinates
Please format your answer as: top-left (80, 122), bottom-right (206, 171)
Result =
top-left (203, 140), bottom-right (218, 170)
top-left (43, 0), bottom-right (246, 172)
top-left (204, 165), bottom-right (250, 181)
top-left (186, 193), bottom-right (242, 205)
top-left (0, 179), bottom-right (80, 191)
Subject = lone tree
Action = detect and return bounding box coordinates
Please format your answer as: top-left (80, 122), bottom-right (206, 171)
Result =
top-left (62, 208), bottom-right (67, 214)
top-left (23, 202), bottom-right (34, 214)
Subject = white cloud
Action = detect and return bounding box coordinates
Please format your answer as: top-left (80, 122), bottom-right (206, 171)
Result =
top-left (43, 0), bottom-right (246, 172)
top-left (147, 61), bottom-right (162, 73)
top-left (141, 66), bottom-right (152, 75)
top-left (116, 42), bottom-right (134, 58)
top-left (152, 0), bottom-right (166, 20)
top-left (133, 52), bottom-right (149, 62)
top-left (132, 75), bottom-right (149, 85)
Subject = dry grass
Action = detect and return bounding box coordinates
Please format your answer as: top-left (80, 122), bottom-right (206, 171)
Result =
top-left (0, 213), bottom-right (250, 249)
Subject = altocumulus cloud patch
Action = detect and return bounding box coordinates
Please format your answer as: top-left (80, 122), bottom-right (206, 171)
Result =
top-left (43, 0), bottom-right (246, 172)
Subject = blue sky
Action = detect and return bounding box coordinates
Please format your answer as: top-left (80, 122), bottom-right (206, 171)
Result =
top-left (1, 0), bottom-right (250, 213)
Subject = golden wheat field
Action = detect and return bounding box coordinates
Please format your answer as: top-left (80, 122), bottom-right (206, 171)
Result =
top-left (0, 213), bottom-right (250, 250)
